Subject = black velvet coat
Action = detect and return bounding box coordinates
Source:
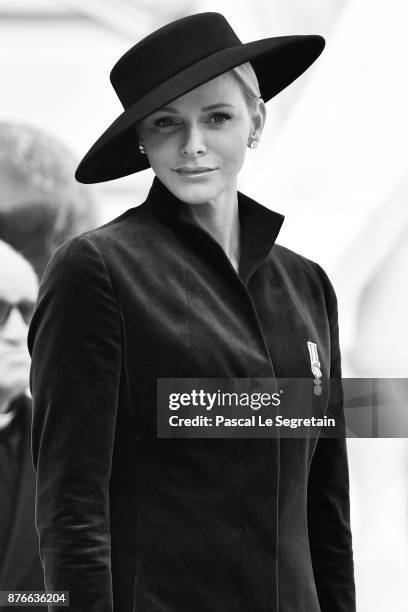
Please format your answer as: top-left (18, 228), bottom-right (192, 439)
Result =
top-left (28, 176), bottom-right (355, 612)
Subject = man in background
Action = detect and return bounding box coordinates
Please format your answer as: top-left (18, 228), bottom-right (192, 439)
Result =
top-left (0, 240), bottom-right (43, 604)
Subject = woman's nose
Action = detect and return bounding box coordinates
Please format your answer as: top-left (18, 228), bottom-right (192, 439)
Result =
top-left (0, 307), bottom-right (29, 346)
top-left (180, 124), bottom-right (207, 157)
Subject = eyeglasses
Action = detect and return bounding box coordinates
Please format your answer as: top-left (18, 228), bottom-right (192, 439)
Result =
top-left (0, 299), bottom-right (36, 327)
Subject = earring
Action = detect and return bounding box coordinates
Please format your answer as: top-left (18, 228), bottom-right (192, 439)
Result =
top-left (138, 143), bottom-right (146, 154)
top-left (249, 140), bottom-right (258, 149)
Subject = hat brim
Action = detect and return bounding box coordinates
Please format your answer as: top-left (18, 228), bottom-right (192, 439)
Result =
top-left (75, 35), bottom-right (324, 184)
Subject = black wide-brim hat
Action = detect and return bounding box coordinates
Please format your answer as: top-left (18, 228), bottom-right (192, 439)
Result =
top-left (75, 12), bottom-right (325, 184)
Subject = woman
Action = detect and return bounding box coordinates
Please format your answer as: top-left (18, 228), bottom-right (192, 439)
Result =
top-left (28, 12), bottom-right (355, 612)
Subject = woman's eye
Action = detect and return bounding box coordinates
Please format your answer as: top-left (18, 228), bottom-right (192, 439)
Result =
top-left (154, 117), bottom-right (177, 127)
top-left (209, 112), bottom-right (231, 123)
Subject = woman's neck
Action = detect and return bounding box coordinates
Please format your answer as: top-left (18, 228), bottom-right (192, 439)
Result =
top-left (185, 186), bottom-right (241, 273)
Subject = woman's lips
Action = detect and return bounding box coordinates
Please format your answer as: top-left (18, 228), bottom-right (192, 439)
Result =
top-left (174, 168), bottom-right (216, 178)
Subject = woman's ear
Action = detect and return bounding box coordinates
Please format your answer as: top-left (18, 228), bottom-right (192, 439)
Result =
top-left (250, 99), bottom-right (267, 145)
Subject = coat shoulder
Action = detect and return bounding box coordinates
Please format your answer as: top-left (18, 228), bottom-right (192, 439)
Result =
top-left (272, 241), bottom-right (319, 266)
top-left (43, 200), bottom-right (150, 270)
top-left (271, 242), bottom-right (323, 284)
top-left (270, 242), bottom-right (338, 313)
top-left (76, 199), bottom-right (150, 245)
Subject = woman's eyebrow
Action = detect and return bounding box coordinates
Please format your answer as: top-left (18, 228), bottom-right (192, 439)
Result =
top-left (201, 103), bottom-right (235, 111)
top-left (155, 103), bottom-right (235, 114)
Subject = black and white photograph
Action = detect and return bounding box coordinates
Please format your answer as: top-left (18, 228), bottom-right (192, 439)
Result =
top-left (0, 2), bottom-right (407, 611)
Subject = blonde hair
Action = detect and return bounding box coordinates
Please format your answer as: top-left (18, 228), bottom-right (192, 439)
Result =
top-left (229, 62), bottom-right (263, 110)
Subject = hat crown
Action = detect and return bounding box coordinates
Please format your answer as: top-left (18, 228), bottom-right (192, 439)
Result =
top-left (110, 12), bottom-right (241, 108)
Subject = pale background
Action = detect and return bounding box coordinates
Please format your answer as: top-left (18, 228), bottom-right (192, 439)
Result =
top-left (1, 1), bottom-right (407, 609)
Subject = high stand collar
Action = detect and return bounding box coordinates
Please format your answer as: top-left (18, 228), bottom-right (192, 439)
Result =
top-left (146, 176), bottom-right (285, 285)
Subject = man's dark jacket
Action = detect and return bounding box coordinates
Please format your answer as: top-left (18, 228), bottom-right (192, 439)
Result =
top-left (0, 395), bottom-right (45, 611)
top-left (28, 176), bottom-right (355, 612)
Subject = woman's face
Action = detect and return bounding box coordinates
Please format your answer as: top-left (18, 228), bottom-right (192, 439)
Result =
top-left (137, 72), bottom-right (265, 205)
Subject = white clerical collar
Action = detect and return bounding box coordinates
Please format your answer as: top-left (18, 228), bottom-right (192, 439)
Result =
top-left (0, 408), bottom-right (15, 430)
